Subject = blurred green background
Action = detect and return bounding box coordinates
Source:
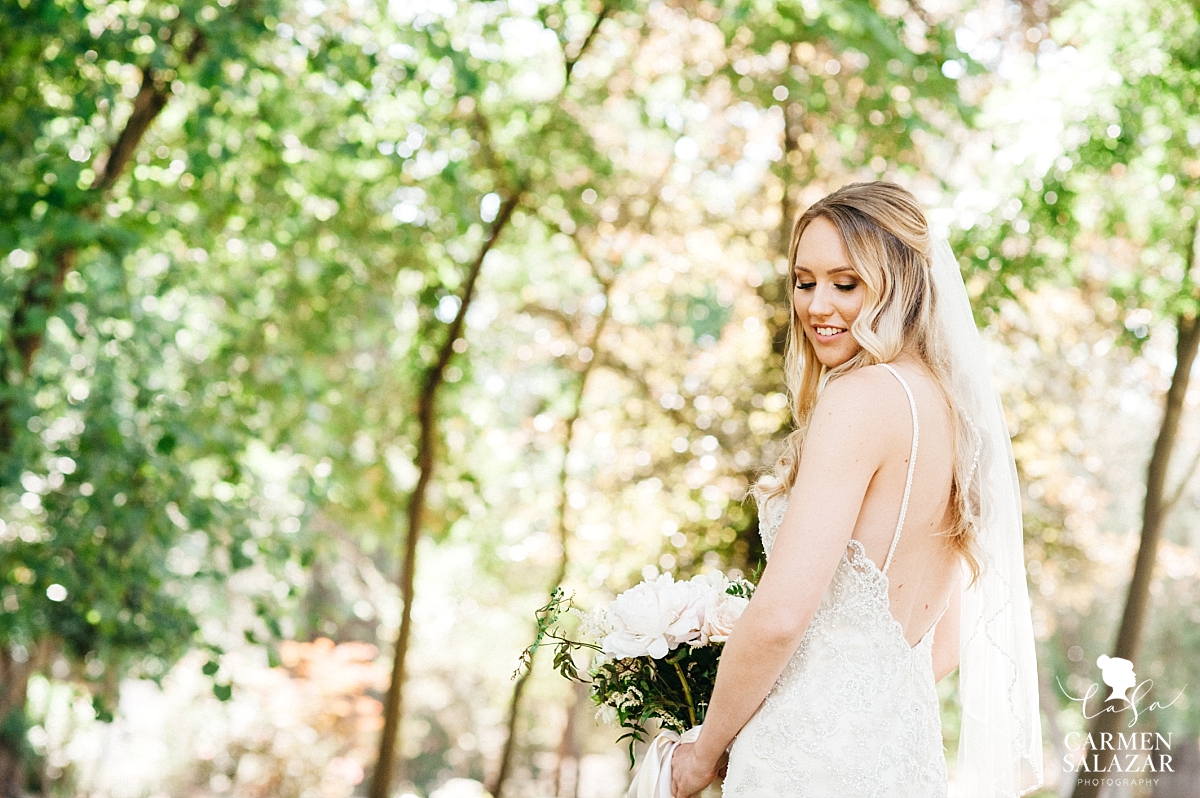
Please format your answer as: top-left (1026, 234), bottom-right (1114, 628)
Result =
top-left (2, 0), bottom-right (1200, 796)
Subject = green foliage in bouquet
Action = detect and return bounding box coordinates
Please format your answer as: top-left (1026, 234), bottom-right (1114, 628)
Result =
top-left (518, 576), bottom-right (754, 765)
top-left (590, 643), bottom-right (720, 738)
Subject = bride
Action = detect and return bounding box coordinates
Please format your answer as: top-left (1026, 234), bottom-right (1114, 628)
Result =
top-left (668, 182), bottom-right (1043, 797)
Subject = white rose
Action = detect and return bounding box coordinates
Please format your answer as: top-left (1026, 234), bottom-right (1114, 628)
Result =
top-left (601, 574), bottom-right (680, 659)
top-left (661, 577), bottom-right (715, 649)
top-left (680, 573), bottom-right (739, 646)
top-left (701, 595), bottom-right (749, 644)
top-left (672, 578), bottom-right (715, 647)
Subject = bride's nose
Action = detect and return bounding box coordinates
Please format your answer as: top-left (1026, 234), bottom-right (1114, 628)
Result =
top-left (808, 283), bottom-right (836, 317)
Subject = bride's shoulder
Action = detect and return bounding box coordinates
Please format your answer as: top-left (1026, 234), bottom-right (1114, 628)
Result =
top-left (810, 365), bottom-right (912, 441)
top-left (804, 365), bottom-right (908, 467)
top-left (818, 363), bottom-right (907, 414)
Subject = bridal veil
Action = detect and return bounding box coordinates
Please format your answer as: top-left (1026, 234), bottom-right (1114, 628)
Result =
top-left (930, 237), bottom-right (1044, 797)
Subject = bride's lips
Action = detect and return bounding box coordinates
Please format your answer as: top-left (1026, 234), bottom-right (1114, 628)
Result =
top-left (812, 324), bottom-right (847, 344)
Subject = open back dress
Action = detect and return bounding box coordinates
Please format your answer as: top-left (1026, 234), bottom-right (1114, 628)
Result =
top-left (721, 364), bottom-right (950, 797)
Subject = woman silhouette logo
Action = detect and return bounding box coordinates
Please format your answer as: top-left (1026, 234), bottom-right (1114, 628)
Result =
top-left (1097, 655), bottom-right (1137, 702)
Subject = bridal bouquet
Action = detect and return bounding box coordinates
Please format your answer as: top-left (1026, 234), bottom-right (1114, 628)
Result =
top-left (517, 571), bottom-right (753, 761)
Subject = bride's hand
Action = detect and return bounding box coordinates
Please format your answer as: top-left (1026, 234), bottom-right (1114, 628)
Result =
top-left (670, 742), bottom-right (721, 798)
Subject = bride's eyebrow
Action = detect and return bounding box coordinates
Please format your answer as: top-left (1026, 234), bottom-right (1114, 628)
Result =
top-left (793, 265), bottom-right (857, 275)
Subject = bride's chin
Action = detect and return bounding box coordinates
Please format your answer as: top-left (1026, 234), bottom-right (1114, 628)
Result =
top-left (813, 346), bottom-right (859, 369)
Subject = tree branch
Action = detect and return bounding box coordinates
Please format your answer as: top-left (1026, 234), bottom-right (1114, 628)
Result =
top-left (564, 2), bottom-right (611, 83)
top-left (91, 68), bottom-right (170, 193)
top-left (7, 29), bottom-right (207, 376)
top-left (1161, 219), bottom-right (1200, 518)
top-left (1162, 442), bottom-right (1200, 516)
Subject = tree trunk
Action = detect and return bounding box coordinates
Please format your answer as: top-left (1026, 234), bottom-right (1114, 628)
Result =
top-left (0, 649), bottom-right (33, 798)
top-left (1151, 734), bottom-right (1200, 798)
top-left (0, 641), bottom-right (53, 798)
top-left (1070, 312), bottom-right (1200, 798)
top-left (369, 9), bottom-right (612, 791)
top-left (553, 680), bottom-right (587, 798)
top-left (491, 664), bottom-right (536, 798)
top-left (767, 45), bottom-right (801, 363)
top-left (490, 263), bottom-right (616, 798)
top-left (776, 44), bottom-right (800, 271)
top-left (369, 193), bottom-right (519, 798)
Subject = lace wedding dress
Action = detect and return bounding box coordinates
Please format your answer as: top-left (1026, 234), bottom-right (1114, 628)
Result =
top-left (722, 364), bottom-right (950, 797)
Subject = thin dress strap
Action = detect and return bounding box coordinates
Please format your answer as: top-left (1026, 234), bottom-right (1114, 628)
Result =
top-left (878, 363), bottom-right (918, 575)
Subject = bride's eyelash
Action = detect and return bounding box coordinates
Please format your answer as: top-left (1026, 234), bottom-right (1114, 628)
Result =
top-left (794, 280), bottom-right (858, 291)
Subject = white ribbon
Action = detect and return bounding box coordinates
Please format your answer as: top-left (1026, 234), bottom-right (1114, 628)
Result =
top-left (626, 725), bottom-right (703, 798)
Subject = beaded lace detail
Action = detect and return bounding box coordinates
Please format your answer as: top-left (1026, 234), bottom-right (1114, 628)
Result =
top-left (724, 365), bottom-right (948, 797)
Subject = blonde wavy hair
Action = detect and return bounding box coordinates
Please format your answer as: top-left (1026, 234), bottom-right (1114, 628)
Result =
top-left (752, 181), bottom-right (981, 582)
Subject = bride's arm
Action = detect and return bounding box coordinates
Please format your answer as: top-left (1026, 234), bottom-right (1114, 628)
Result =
top-left (932, 568), bottom-right (961, 682)
top-left (685, 369), bottom-right (895, 772)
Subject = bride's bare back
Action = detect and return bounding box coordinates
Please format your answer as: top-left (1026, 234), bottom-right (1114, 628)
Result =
top-left (846, 359), bottom-right (961, 661)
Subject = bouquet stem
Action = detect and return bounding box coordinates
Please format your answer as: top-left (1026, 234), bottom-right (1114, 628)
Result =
top-left (670, 657), bottom-right (697, 728)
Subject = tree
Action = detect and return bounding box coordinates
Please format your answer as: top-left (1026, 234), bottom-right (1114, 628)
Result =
top-left (366, 4), bottom-right (616, 795)
top-left (0, 1), bottom-right (294, 792)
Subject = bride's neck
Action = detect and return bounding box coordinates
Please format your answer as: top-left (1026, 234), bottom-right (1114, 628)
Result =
top-left (884, 347), bottom-right (928, 374)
